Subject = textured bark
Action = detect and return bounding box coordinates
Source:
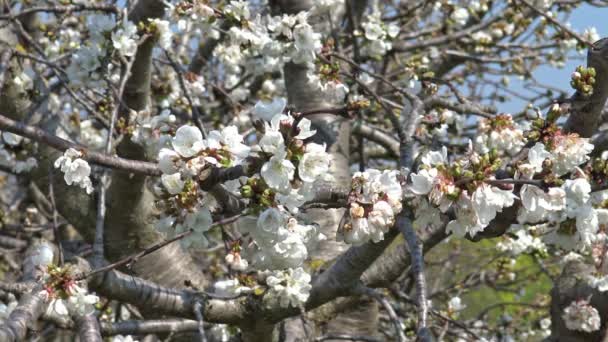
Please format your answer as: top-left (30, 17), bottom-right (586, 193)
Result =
top-left (100, 319), bottom-right (199, 336)
top-left (103, 0), bottom-right (208, 290)
top-left (0, 286), bottom-right (46, 342)
top-left (104, 168), bottom-right (207, 288)
top-left (81, 261), bottom-right (247, 325)
top-left (75, 314), bottom-right (103, 342)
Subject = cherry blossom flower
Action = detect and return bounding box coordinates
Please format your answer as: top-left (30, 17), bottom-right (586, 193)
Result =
top-left (112, 16), bottom-right (139, 57)
top-left (266, 267), bottom-right (312, 308)
top-left (161, 173), bottom-right (185, 195)
top-left (54, 148), bottom-right (94, 194)
top-left (298, 143), bottom-right (330, 182)
top-left (253, 97), bottom-right (287, 121)
top-left (261, 148), bottom-right (295, 192)
top-left (172, 125), bottom-right (204, 158)
top-left (562, 299), bottom-right (601, 332)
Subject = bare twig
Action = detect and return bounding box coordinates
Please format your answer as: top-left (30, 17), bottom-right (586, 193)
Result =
top-left (0, 113), bottom-right (161, 176)
top-left (48, 169), bottom-right (64, 265)
top-left (78, 213), bottom-right (243, 280)
top-left (93, 53), bottom-right (137, 269)
top-left (395, 214), bottom-right (432, 341)
top-left (352, 285), bottom-right (405, 342)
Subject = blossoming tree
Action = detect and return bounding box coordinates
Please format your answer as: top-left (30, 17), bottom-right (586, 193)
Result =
top-left (0, 0), bottom-right (607, 341)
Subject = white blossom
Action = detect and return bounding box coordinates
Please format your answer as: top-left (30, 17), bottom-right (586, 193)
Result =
top-left (224, 1), bottom-right (250, 21)
top-left (158, 148), bottom-right (181, 174)
top-left (54, 148), bottom-right (94, 194)
top-left (259, 130), bottom-right (285, 155)
top-left (292, 22), bottom-right (321, 65)
top-left (562, 299), bottom-right (601, 332)
top-left (67, 285), bottom-right (99, 316)
top-left (341, 169), bottom-right (403, 245)
top-left (550, 135), bottom-right (593, 176)
top-left (410, 168), bottom-right (438, 195)
top-left (46, 298), bottom-right (69, 317)
top-left (150, 19), bottom-right (173, 50)
top-left (175, 206), bottom-right (213, 249)
top-left (172, 125), bottom-right (204, 158)
top-left (298, 143), bottom-right (330, 182)
top-left (161, 173), bottom-right (185, 195)
top-left (253, 97), bottom-right (287, 121)
top-left (450, 7), bottom-right (470, 26)
top-left (471, 184), bottom-right (516, 227)
top-left (112, 16), bottom-right (139, 57)
top-left (448, 296), bottom-right (466, 312)
top-left (583, 27), bottom-right (600, 43)
top-left (528, 143), bottom-right (551, 173)
top-left (294, 118), bottom-right (317, 140)
top-left (225, 251), bottom-right (249, 271)
top-left (266, 267), bottom-right (311, 308)
top-left (261, 148), bottom-right (295, 192)
top-left (497, 227), bottom-right (546, 255)
top-left (587, 275), bottom-right (608, 292)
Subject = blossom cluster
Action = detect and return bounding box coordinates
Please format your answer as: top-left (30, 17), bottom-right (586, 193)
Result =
top-left (0, 131), bottom-right (37, 174)
top-left (516, 128), bottom-right (602, 251)
top-left (228, 99), bottom-right (331, 306)
top-left (265, 267), bottom-right (312, 308)
top-left (496, 226), bottom-right (546, 256)
top-left (155, 123), bottom-right (250, 248)
top-left (409, 145), bottom-right (515, 238)
top-left (63, 13), bottom-right (172, 88)
top-left (474, 114), bottom-right (526, 157)
top-left (408, 107), bottom-right (607, 253)
top-left (340, 169), bottom-right (403, 245)
top-left (562, 299), bottom-right (601, 332)
top-left (155, 97), bottom-right (331, 308)
top-left (360, 10), bottom-right (400, 58)
top-left (30, 246), bottom-right (99, 319)
top-left (54, 148), bottom-right (94, 194)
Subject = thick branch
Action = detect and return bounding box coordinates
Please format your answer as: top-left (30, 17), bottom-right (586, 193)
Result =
top-left (0, 286), bottom-right (46, 342)
top-left (75, 314), bottom-right (103, 342)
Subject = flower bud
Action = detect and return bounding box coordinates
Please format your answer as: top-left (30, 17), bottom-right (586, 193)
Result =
top-left (240, 185), bottom-right (253, 198)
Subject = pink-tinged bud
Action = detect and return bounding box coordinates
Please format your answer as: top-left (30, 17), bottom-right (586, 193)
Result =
top-left (572, 71), bottom-right (582, 79)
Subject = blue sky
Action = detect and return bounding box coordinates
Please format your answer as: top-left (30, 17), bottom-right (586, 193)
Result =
top-left (500, 4), bottom-right (607, 113)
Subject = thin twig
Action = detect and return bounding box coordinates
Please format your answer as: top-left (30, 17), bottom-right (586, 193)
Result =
top-left (519, 0), bottom-right (593, 48)
top-left (0, 113), bottom-right (160, 176)
top-left (396, 214), bottom-right (432, 341)
top-left (164, 51), bottom-right (207, 138)
top-left (93, 53), bottom-right (137, 268)
top-left (48, 168), bottom-right (64, 266)
top-left (77, 213), bottom-right (243, 280)
top-left (353, 285), bottom-right (405, 342)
